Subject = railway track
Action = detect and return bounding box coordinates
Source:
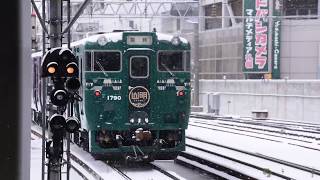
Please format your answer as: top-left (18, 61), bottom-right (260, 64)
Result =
top-left (189, 120), bottom-right (320, 148)
top-left (190, 114), bottom-right (320, 143)
top-left (183, 136), bottom-right (320, 180)
top-left (31, 124), bottom-right (182, 180)
top-left (31, 128), bottom-right (103, 180)
top-left (190, 114), bottom-right (320, 135)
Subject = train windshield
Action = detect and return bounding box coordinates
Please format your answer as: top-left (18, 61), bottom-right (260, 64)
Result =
top-left (130, 56), bottom-right (149, 78)
top-left (158, 51), bottom-right (190, 72)
top-left (93, 51), bottom-right (121, 72)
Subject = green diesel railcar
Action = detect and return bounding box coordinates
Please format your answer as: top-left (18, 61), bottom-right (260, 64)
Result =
top-left (71, 31), bottom-right (191, 161)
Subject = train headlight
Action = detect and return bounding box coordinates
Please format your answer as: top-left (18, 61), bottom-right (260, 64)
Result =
top-left (130, 118), bottom-right (134, 123)
top-left (145, 118), bottom-right (149, 124)
top-left (66, 117), bottom-right (80, 133)
top-left (171, 36), bottom-right (181, 46)
top-left (97, 35), bottom-right (108, 46)
top-left (49, 114), bottom-right (66, 132)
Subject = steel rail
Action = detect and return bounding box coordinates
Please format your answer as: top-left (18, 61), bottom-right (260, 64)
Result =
top-left (149, 163), bottom-right (180, 180)
top-left (186, 136), bottom-right (320, 176)
top-left (190, 114), bottom-right (320, 135)
top-left (31, 129), bottom-right (90, 180)
top-left (188, 123), bottom-right (320, 152)
top-left (191, 120), bottom-right (317, 143)
top-left (109, 166), bottom-right (132, 180)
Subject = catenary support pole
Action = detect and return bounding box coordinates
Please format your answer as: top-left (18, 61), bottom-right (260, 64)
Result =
top-left (41, 0), bottom-right (47, 180)
top-left (193, 22), bottom-right (200, 106)
top-left (47, 0), bottom-right (63, 180)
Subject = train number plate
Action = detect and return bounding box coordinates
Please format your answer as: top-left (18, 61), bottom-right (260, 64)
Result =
top-left (106, 95), bottom-right (121, 101)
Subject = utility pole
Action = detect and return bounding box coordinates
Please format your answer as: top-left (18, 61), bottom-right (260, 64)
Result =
top-left (49, 0), bottom-right (62, 47)
top-left (31, 0), bottom-right (90, 180)
top-left (48, 1), bottom-right (63, 179)
top-left (193, 22), bottom-right (200, 106)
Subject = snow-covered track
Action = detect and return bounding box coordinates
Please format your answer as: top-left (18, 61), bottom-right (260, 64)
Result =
top-left (175, 154), bottom-right (245, 180)
top-left (185, 136), bottom-right (320, 179)
top-left (31, 129), bottom-right (93, 180)
top-left (190, 114), bottom-right (320, 135)
top-left (189, 120), bottom-right (320, 151)
top-left (31, 124), bottom-right (188, 180)
top-left (111, 163), bottom-right (181, 180)
top-left (190, 114), bottom-right (320, 146)
top-left (31, 125), bottom-right (127, 180)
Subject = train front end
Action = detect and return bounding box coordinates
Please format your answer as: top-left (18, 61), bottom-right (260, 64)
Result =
top-left (80, 32), bottom-right (191, 161)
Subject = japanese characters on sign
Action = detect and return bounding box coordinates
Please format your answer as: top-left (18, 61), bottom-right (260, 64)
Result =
top-left (272, 0), bottom-right (282, 79)
top-left (273, 20), bottom-right (281, 73)
top-left (243, 0), bottom-right (269, 73)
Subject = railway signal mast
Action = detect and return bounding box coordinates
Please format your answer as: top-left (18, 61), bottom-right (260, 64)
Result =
top-left (31, 0), bottom-right (90, 180)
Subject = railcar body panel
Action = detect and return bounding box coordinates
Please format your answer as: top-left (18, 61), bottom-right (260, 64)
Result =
top-left (73, 31), bottom-right (191, 160)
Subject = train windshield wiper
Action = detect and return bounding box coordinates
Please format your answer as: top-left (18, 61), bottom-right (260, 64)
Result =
top-left (96, 60), bottom-right (108, 78)
top-left (161, 63), bottom-right (176, 78)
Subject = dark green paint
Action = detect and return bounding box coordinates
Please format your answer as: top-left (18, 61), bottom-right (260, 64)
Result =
top-left (73, 32), bottom-right (190, 154)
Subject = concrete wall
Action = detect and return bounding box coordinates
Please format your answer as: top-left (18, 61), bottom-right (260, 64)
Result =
top-left (198, 80), bottom-right (320, 124)
top-left (281, 19), bottom-right (320, 79)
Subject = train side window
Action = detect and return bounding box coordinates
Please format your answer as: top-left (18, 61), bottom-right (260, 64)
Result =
top-left (158, 51), bottom-right (190, 72)
top-left (184, 51), bottom-right (191, 71)
top-left (93, 51), bottom-right (121, 72)
top-left (85, 52), bottom-right (91, 71)
top-left (130, 56), bottom-right (149, 78)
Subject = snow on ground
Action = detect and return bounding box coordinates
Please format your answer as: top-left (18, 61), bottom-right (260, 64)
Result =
top-left (186, 138), bottom-right (316, 179)
top-left (186, 121), bottom-right (320, 179)
top-left (189, 119), bottom-right (320, 149)
top-left (30, 139), bottom-right (85, 180)
top-left (152, 160), bottom-right (213, 180)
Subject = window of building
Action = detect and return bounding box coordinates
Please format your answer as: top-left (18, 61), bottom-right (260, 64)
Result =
top-left (158, 51), bottom-right (190, 72)
top-left (93, 51), bottom-right (121, 72)
top-left (284, 0), bottom-right (318, 16)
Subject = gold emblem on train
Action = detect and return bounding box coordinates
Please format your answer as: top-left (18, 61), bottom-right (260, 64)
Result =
top-left (129, 86), bottom-right (150, 108)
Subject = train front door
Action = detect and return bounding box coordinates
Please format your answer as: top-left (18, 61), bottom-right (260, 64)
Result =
top-left (125, 49), bottom-right (154, 125)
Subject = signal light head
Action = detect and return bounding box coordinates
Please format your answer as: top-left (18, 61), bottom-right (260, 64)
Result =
top-left (67, 67), bottom-right (75, 74)
top-left (49, 114), bottom-right (66, 132)
top-left (48, 67), bottom-right (56, 74)
top-left (66, 62), bottom-right (78, 77)
top-left (66, 117), bottom-right (80, 133)
top-left (66, 78), bottom-right (81, 92)
top-left (46, 62), bottom-right (58, 75)
top-left (50, 89), bottom-right (69, 106)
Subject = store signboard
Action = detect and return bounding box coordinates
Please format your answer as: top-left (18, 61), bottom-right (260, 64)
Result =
top-left (272, 0), bottom-right (282, 79)
top-left (243, 0), bottom-right (270, 73)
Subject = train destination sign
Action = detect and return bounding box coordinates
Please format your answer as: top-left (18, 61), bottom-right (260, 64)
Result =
top-left (243, 0), bottom-right (270, 73)
top-left (129, 86), bottom-right (150, 108)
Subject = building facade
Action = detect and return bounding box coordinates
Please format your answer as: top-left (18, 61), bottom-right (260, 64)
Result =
top-left (192, 0), bottom-right (320, 79)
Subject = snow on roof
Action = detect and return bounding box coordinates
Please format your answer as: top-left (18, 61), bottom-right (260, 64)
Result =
top-left (156, 32), bottom-right (189, 44)
top-left (71, 32), bottom-right (123, 46)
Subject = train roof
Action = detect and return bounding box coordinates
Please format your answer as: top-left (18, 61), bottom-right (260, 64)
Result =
top-left (31, 32), bottom-right (190, 57)
top-left (71, 32), bottom-right (189, 46)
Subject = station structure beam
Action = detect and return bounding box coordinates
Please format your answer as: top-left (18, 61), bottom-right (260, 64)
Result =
top-left (34, 0), bottom-right (198, 18)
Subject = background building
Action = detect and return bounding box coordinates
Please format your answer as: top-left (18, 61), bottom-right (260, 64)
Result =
top-left (33, 0), bottom-right (320, 79)
top-left (192, 0), bottom-right (320, 79)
